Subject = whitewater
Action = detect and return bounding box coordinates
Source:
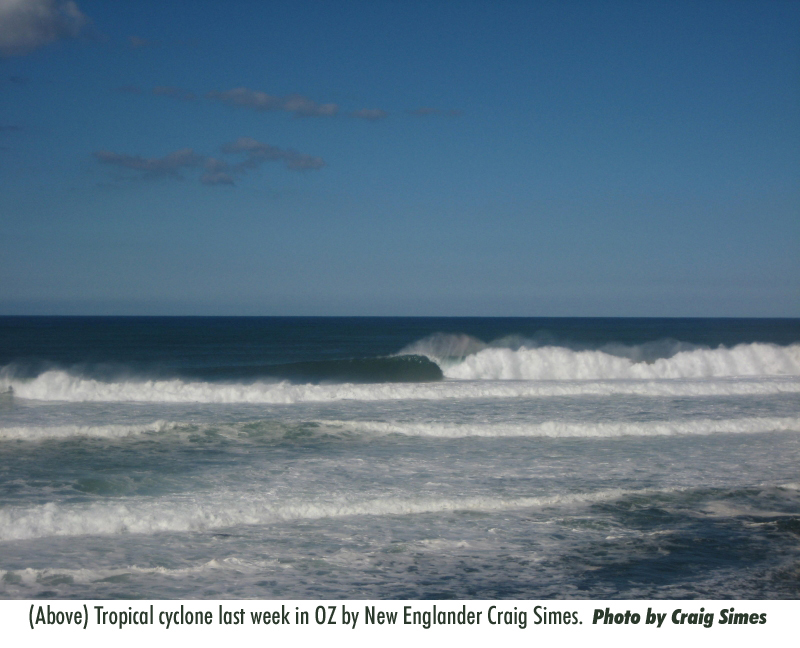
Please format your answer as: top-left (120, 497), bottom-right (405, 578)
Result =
top-left (3, 341), bottom-right (800, 403)
top-left (0, 316), bottom-right (798, 599)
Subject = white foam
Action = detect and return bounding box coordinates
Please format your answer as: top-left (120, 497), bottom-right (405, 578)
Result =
top-left (3, 369), bottom-right (800, 403)
top-left (443, 343), bottom-right (800, 380)
top-left (318, 417), bottom-right (800, 439)
top-left (0, 488), bottom-right (659, 542)
top-left (399, 333), bottom-right (487, 360)
top-left (0, 558), bottom-right (266, 589)
top-left (0, 420), bottom-right (179, 441)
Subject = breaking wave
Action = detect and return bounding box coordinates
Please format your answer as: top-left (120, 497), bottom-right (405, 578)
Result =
top-left (5, 416), bottom-right (796, 443)
top-left (430, 340), bottom-right (800, 380)
top-left (0, 557), bottom-right (273, 590)
top-left (2, 341), bottom-right (799, 403)
top-left (0, 420), bottom-right (179, 441)
top-left (0, 487), bottom-right (666, 542)
top-left (2, 371), bottom-right (800, 404)
top-left (319, 417), bottom-right (800, 439)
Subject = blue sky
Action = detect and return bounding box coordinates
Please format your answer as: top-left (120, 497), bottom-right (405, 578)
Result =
top-left (1, 0), bottom-right (798, 316)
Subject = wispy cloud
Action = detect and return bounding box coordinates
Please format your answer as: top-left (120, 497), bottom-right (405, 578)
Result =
top-left (0, 0), bottom-right (89, 57)
top-left (95, 138), bottom-right (325, 186)
top-left (153, 86), bottom-right (196, 101)
top-left (221, 137), bottom-right (326, 171)
top-left (94, 148), bottom-right (205, 179)
top-left (208, 87), bottom-right (338, 118)
top-left (115, 81), bottom-right (453, 126)
top-left (199, 158), bottom-right (234, 186)
top-left (351, 109), bottom-right (388, 121)
top-left (114, 82), bottom-right (454, 125)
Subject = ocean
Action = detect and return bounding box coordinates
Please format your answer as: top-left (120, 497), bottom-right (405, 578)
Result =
top-left (0, 316), bottom-right (798, 599)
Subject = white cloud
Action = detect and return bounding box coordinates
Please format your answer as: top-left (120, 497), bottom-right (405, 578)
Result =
top-left (95, 139), bottom-right (325, 186)
top-left (208, 87), bottom-right (338, 118)
top-left (0, 0), bottom-right (88, 57)
top-left (94, 149), bottom-right (205, 179)
top-left (200, 157), bottom-right (234, 185)
top-left (221, 137), bottom-right (325, 171)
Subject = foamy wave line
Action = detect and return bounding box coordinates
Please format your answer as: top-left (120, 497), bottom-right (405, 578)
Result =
top-left (4, 371), bottom-right (800, 403)
top-left (319, 417), bottom-right (800, 439)
top-left (0, 558), bottom-right (266, 589)
top-left (5, 416), bottom-right (794, 443)
top-left (0, 420), bottom-right (180, 441)
top-left (0, 488), bottom-right (659, 542)
top-left (442, 342), bottom-right (800, 380)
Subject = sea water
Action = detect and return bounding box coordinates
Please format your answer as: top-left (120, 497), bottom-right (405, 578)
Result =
top-left (0, 316), bottom-right (798, 599)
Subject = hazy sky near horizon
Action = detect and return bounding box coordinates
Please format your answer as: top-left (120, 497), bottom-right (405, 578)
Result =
top-left (1, 0), bottom-right (798, 316)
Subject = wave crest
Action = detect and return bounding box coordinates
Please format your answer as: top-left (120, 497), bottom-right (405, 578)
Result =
top-left (3, 369), bottom-right (800, 403)
top-left (321, 417), bottom-right (800, 439)
top-left (0, 421), bottom-right (179, 441)
top-left (442, 342), bottom-right (800, 380)
top-left (0, 488), bottom-right (655, 541)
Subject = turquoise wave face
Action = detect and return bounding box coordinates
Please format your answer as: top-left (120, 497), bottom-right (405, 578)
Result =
top-left (181, 355), bottom-right (443, 383)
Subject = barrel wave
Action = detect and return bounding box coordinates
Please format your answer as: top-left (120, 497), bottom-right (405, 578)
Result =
top-left (3, 339), bottom-right (799, 403)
